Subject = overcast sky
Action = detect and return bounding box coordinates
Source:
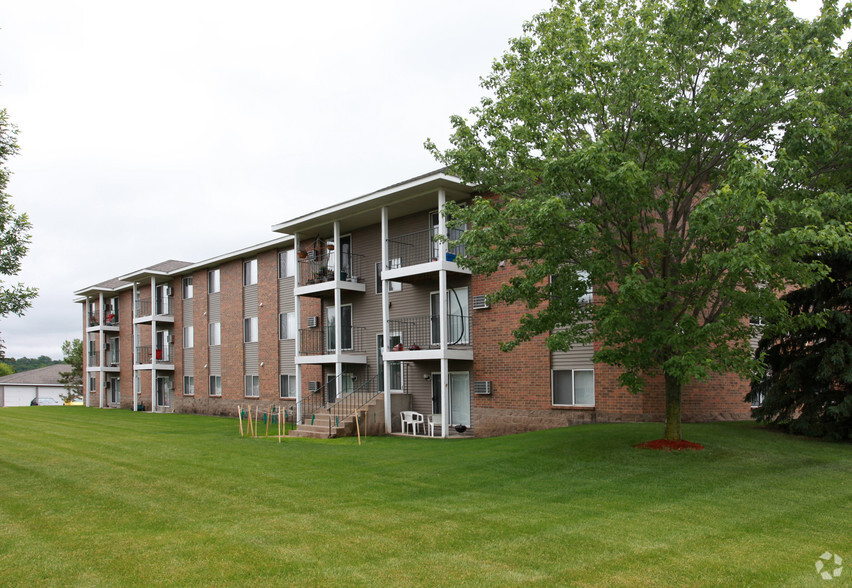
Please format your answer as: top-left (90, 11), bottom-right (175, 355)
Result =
top-left (0, 0), bottom-right (830, 360)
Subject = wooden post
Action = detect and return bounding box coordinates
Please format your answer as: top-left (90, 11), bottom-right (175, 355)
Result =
top-left (265, 405), bottom-right (271, 437)
top-left (238, 405), bottom-right (244, 437)
top-left (355, 411), bottom-right (361, 446)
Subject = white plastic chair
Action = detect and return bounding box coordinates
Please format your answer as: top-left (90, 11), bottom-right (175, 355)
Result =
top-left (427, 414), bottom-right (442, 437)
top-left (401, 411), bottom-right (424, 435)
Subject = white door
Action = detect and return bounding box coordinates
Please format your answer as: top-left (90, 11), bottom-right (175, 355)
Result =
top-left (449, 372), bottom-right (471, 427)
top-left (430, 287), bottom-right (470, 345)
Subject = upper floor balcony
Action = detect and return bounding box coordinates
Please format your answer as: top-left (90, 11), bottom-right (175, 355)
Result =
top-left (295, 250), bottom-right (367, 297)
top-left (135, 344), bottom-right (175, 368)
top-left (296, 325), bottom-right (368, 364)
top-left (134, 296), bottom-right (174, 322)
top-left (384, 227), bottom-right (470, 283)
top-left (386, 313), bottom-right (473, 361)
top-left (87, 310), bottom-right (119, 332)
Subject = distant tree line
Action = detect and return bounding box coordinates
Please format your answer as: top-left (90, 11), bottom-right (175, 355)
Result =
top-left (1, 355), bottom-right (61, 373)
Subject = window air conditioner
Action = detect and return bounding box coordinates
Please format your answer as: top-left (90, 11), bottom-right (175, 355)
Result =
top-left (474, 381), bottom-right (493, 395)
top-left (166, 287), bottom-right (174, 296)
top-left (472, 295), bottom-right (490, 310)
top-left (168, 335), bottom-right (175, 344)
top-left (307, 316), bottom-right (319, 328)
top-left (308, 381), bottom-right (321, 392)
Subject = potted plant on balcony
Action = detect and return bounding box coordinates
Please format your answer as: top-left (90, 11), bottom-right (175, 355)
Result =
top-left (297, 250), bottom-right (307, 259)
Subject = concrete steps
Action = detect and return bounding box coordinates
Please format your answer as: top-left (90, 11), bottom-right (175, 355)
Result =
top-left (289, 397), bottom-right (382, 439)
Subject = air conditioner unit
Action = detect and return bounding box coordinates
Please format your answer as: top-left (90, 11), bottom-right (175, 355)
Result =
top-left (472, 295), bottom-right (490, 310)
top-left (166, 287), bottom-right (174, 296)
top-left (474, 381), bottom-right (492, 395)
top-left (168, 335), bottom-right (175, 344)
top-left (307, 316), bottom-right (319, 328)
top-left (308, 381), bottom-right (321, 392)
top-left (103, 343), bottom-right (110, 350)
top-left (307, 249), bottom-right (318, 261)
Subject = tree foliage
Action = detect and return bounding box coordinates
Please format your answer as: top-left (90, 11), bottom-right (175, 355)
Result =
top-left (748, 251), bottom-right (852, 439)
top-left (58, 339), bottom-right (83, 402)
top-left (0, 109), bottom-right (37, 321)
top-left (4, 355), bottom-right (61, 372)
top-left (428, 0), bottom-right (852, 440)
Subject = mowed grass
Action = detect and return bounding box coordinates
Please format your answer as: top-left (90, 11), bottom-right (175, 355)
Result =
top-left (0, 408), bottom-right (849, 587)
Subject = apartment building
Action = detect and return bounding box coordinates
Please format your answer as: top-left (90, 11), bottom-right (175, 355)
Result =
top-left (75, 170), bottom-right (754, 437)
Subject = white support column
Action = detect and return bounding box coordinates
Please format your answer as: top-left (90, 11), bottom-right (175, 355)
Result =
top-left (293, 236), bottom-right (302, 423)
top-left (82, 300), bottom-right (89, 408)
top-left (151, 276), bottom-right (157, 412)
top-left (381, 206), bottom-right (392, 433)
top-left (438, 189), bottom-right (450, 438)
top-left (333, 221), bottom-right (342, 399)
top-left (98, 292), bottom-right (105, 408)
top-left (132, 283), bottom-right (138, 411)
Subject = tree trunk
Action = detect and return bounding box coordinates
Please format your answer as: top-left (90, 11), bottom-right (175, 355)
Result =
top-left (663, 373), bottom-right (682, 441)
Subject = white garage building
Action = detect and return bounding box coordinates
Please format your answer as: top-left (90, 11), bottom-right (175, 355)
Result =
top-left (0, 364), bottom-right (71, 407)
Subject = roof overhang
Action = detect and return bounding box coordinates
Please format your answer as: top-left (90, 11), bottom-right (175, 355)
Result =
top-left (176, 235), bottom-right (294, 274)
top-left (271, 170), bottom-right (477, 237)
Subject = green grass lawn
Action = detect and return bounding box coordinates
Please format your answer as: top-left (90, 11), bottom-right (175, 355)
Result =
top-left (0, 408), bottom-right (849, 587)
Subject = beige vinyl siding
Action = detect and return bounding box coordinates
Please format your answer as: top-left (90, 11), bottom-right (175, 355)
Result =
top-left (244, 342), bottom-right (259, 374)
top-left (208, 293), bottom-right (221, 321)
top-left (183, 348), bottom-right (194, 373)
top-left (279, 340), bottom-right (295, 371)
top-left (209, 346), bottom-right (221, 374)
top-left (243, 284), bottom-right (258, 317)
top-left (183, 298), bottom-right (193, 323)
top-left (551, 342), bottom-right (594, 370)
top-left (278, 276), bottom-right (295, 312)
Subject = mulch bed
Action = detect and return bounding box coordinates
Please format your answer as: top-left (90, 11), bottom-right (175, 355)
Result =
top-left (634, 439), bottom-right (705, 451)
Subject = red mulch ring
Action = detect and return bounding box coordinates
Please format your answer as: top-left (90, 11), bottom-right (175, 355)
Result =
top-left (634, 439), bottom-right (705, 451)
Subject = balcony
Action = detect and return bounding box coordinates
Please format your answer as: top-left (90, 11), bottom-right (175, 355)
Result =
top-left (88, 313), bottom-right (100, 328)
top-left (295, 250), bottom-right (366, 296)
top-left (135, 345), bottom-right (175, 367)
top-left (386, 314), bottom-right (473, 361)
top-left (87, 353), bottom-right (99, 368)
top-left (297, 326), bottom-right (368, 364)
top-left (384, 227), bottom-right (468, 282)
top-left (134, 296), bottom-right (174, 320)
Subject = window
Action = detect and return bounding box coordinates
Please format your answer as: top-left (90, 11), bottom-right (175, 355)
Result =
top-left (280, 374), bottom-right (296, 398)
top-left (278, 250), bottom-right (295, 278)
top-left (279, 312), bottom-right (296, 340)
top-left (209, 375), bottom-right (222, 397)
top-left (750, 390), bottom-right (765, 408)
top-left (244, 317), bottom-right (258, 343)
top-left (327, 305), bottom-right (353, 351)
top-left (89, 376), bottom-right (96, 392)
top-left (550, 270), bottom-right (593, 305)
top-left (183, 326), bottom-right (194, 348)
top-left (243, 259), bottom-right (258, 286)
top-left (88, 339), bottom-right (96, 357)
top-left (182, 277), bottom-right (193, 299)
top-left (208, 322), bottom-right (221, 346)
top-left (376, 262), bottom-right (401, 293)
top-left (109, 337), bottom-right (119, 365)
top-left (552, 370), bottom-right (594, 406)
top-left (208, 269), bottom-right (220, 293)
top-left (245, 375), bottom-right (259, 397)
top-left (184, 376), bottom-right (194, 396)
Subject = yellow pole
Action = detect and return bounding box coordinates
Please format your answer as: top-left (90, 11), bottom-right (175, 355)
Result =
top-left (238, 404), bottom-right (243, 437)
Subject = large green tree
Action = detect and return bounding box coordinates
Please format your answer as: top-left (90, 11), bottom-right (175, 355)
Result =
top-left (58, 339), bottom-right (83, 403)
top-left (0, 109), bottom-right (37, 326)
top-left (748, 251), bottom-right (852, 439)
top-left (428, 0), bottom-right (852, 440)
